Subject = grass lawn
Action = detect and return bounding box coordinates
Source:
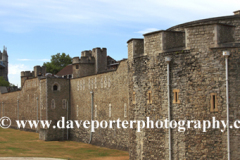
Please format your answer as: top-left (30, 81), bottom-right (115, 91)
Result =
top-left (0, 128), bottom-right (129, 160)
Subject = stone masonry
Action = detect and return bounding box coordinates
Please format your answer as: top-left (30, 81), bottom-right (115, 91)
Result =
top-left (1, 10), bottom-right (240, 160)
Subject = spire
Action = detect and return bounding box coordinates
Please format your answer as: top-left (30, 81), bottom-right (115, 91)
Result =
top-left (3, 45), bottom-right (7, 55)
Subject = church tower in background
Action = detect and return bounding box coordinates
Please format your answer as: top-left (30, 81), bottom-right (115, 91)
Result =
top-left (0, 46), bottom-right (9, 81)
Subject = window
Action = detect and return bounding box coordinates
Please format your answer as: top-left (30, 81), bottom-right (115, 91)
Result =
top-left (83, 80), bottom-right (85, 90)
top-left (210, 93), bottom-right (218, 112)
top-left (108, 77), bottom-right (111, 88)
top-left (76, 65), bottom-right (79, 69)
top-left (62, 99), bottom-right (66, 109)
top-left (104, 76), bottom-right (107, 88)
top-left (95, 77), bottom-right (97, 89)
top-left (77, 105), bottom-right (79, 117)
top-left (51, 99), bottom-right (55, 109)
top-left (124, 103), bottom-right (127, 117)
top-left (95, 105), bottom-right (97, 118)
top-left (80, 80), bottom-right (82, 90)
top-left (101, 77), bottom-right (103, 88)
top-left (132, 92), bottom-right (136, 104)
top-left (53, 85), bottom-right (58, 91)
top-left (173, 89), bottom-right (180, 104)
top-left (91, 78), bottom-right (94, 89)
top-left (88, 79), bottom-right (91, 89)
top-left (147, 91), bottom-right (152, 104)
top-left (52, 82), bottom-right (60, 91)
top-left (109, 104), bottom-right (112, 117)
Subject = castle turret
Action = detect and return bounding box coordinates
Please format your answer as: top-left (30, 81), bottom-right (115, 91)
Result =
top-left (92, 47), bottom-right (107, 73)
top-left (34, 65), bottom-right (46, 77)
top-left (72, 57), bottom-right (80, 78)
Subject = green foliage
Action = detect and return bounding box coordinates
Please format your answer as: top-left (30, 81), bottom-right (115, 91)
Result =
top-left (9, 83), bottom-right (16, 87)
top-left (43, 53), bottom-right (72, 74)
top-left (0, 76), bottom-right (10, 87)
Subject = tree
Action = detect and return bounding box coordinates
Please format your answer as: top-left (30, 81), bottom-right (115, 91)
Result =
top-left (0, 76), bottom-right (10, 87)
top-left (43, 53), bottom-right (72, 74)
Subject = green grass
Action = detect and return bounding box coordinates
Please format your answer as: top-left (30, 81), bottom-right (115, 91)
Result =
top-left (0, 128), bottom-right (129, 160)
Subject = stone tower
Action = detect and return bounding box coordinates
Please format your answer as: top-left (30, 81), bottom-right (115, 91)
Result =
top-left (72, 47), bottom-right (108, 78)
top-left (0, 46), bottom-right (8, 81)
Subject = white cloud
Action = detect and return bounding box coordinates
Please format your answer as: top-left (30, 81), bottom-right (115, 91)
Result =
top-left (136, 28), bottom-right (159, 34)
top-left (0, 0), bottom-right (239, 33)
top-left (9, 64), bottom-right (31, 75)
top-left (9, 64), bottom-right (31, 86)
top-left (39, 59), bottom-right (50, 62)
top-left (17, 59), bottom-right (50, 62)
top-left (17, 59), bottom-right (31, 61)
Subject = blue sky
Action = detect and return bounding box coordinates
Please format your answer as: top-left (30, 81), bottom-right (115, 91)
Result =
top-left (0, 0), bottom-right (239, 86)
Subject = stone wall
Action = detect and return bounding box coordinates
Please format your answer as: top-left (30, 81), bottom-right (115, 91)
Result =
top-left (225, 48), bottom-right (240, 160)
top-left (70, 60), bottom-right (129, 150)
top-left (144, 31), bottom-right (163, 56)
top-left (43, 78), bottom-right (70, 141)
top-left (128, 13), bottom-right (240, 159)
top-left (0, 78), bottom-right (41, 130)
top-left (217, 24), bottom-right (235, 44)
top-left (185, 24), bottom-right (215, 51)
top-left (162, 31), bottom-right (185, 50)
top-left (128, 46), bottom-right (239, 159)
top-left (79, 63), bottom-right (95, 77)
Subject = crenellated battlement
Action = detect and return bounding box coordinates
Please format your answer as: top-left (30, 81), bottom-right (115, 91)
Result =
top-left (81, 50), bottom-right (92, 57)
top-left (92, 47), bottom-right (107, 54)
top-left (21, 71), bottom-right (33, 77)
top-left (72, 57), bottom-right (80, 64)
top-left (72, 47), bottom-right (109, 78)
top-left (128, 16), bottom-right (239, 59)
top-left (20, 65), bottom-right (46, 88)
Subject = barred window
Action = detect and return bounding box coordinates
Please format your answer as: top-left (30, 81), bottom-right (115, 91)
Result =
top-left (210, 93), bottom-right (218, 112)
top-left (147, 91), bottom-right (152, 104)
top-left (173, 89), bottom-right (180, 104)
